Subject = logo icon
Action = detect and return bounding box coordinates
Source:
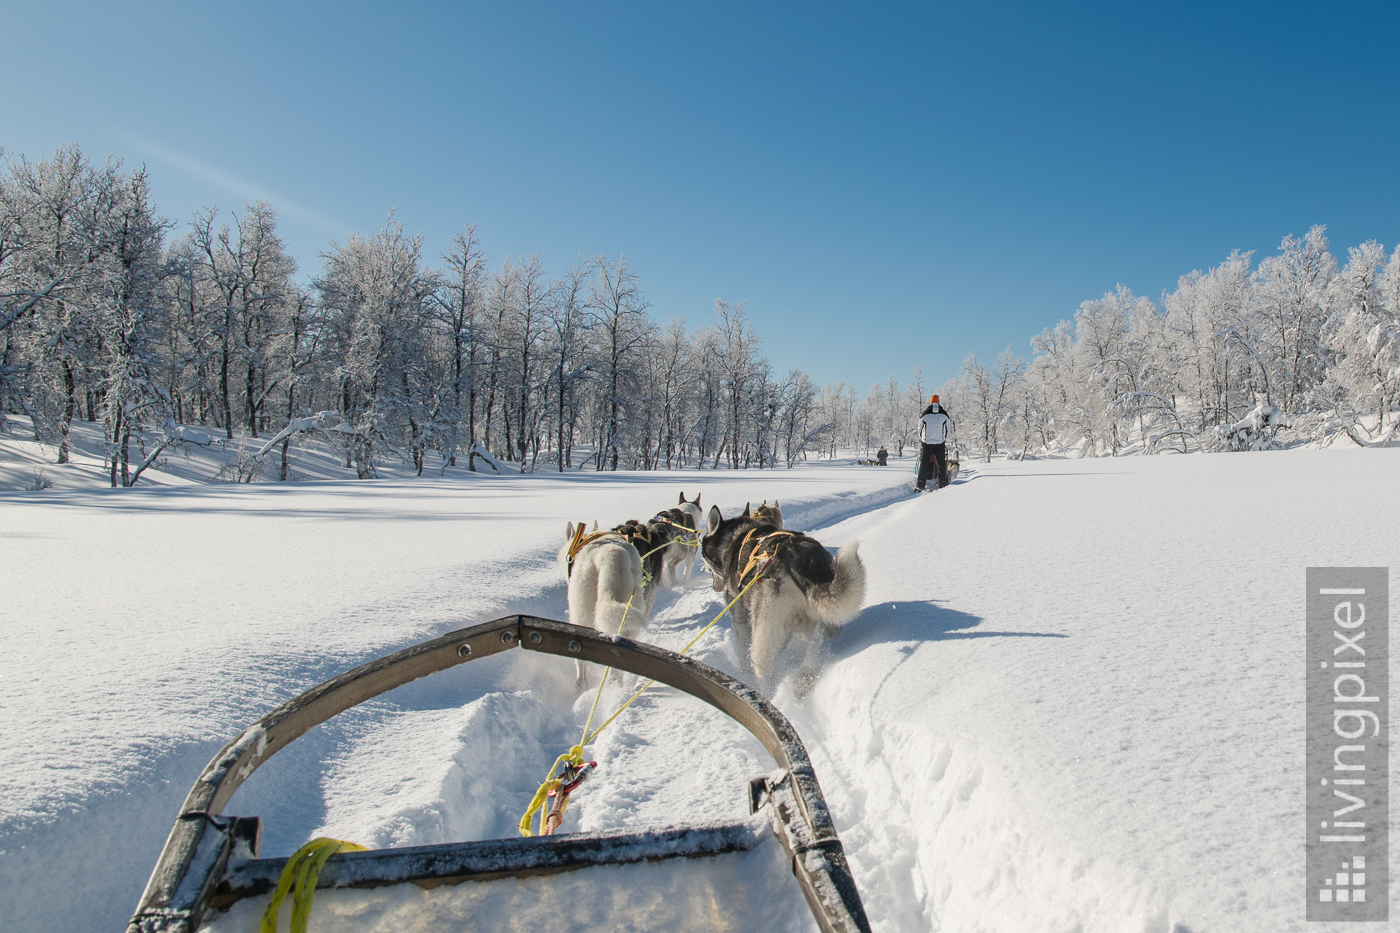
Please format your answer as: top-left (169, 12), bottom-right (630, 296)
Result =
top-left (1319, 857), bottom-right (1366, 903)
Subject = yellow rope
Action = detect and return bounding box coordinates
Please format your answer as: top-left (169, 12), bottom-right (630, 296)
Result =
top-left (520, 579), bottom-right (638, 838)
top-left (260, 837), bottom-right (367, 933)
top-left (520, 528), bottom-right (781, 837)
top-left (650, 515), bottom-right (703, 547)
top-left (638, 539), bottom-right (673, 561)
top-left (517, 746), bottom-right (585, 837)
top-left (619, 521), bottom-right (689, 563)
top-left (579, 568), bottom-right (766, 747)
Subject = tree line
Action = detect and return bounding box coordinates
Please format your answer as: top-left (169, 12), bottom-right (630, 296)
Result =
top-left (935, 226), bottom-right (1400, 459)
top-left (6, 148), bottom-right (1395, 484)
top-left (0, 146), bottom-right (855, 485)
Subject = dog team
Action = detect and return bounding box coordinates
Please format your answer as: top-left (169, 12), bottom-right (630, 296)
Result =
top-left (558, 492), bottom-right (866, 694)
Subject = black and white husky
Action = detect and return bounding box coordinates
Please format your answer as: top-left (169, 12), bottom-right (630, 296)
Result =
top-left (559, 521), bottom-right (648, 689)
top-left (608, 491), bottom-right (706, 611)
top-left (701, 504), bottom-right (865, 693)
top-left (609, 518), bottom-right (667, 620)
top-left (645, 492), bottom-right (705, 587)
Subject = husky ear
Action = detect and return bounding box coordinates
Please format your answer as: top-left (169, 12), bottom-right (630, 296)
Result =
top-left (742, 502), bottom-right (751, 517)
top-left (707, 504), bottom-right (722, 536)
top-left (678, 491), bottom-right (687, 505)
top-left (565, 521), bottom-right (575, 540)
top-left (591, 520), bottom-right (599, 532)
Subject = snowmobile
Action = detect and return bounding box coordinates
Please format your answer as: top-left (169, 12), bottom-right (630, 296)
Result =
top-left (126, 614), bottom-right (871, 933)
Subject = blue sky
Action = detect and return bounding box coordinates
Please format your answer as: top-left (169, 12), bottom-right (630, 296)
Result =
top-left (4, 1), bottom-right (1398, 392)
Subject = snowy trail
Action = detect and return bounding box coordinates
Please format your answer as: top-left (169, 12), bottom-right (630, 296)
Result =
top-left (0, 463), bottom-right (911, 933)
top-left (5, 450), bottom-right (1398, 932)
top-left (291, 487), bottom-right (933, 932)
top-left (524, 482), bottom-right (927, 845)
top-left (200, 482), bottom-right (918, 933)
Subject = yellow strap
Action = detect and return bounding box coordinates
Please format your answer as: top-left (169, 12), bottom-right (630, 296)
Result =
top-left (520, 577), bottom-right (638, 838)
top-left (518, 745), bottom-right (586, 836)
top-left (567, 524), bottom-right (622, 568)
top-left (260, 837), bottom-right (367, 933)
top-left (650, 515), bottom-right (703, 545)
top-left (520, 533), bottom-right (776, 837)
top-left (580, 564), bottom-right (770, 747)
top-left (738, 529), bottom-right (794, 584)
top-left (565, 521), bottom-right (588, 563)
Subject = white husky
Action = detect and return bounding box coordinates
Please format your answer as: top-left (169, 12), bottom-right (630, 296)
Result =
top-left (558, 521), bottom-right (648, 689)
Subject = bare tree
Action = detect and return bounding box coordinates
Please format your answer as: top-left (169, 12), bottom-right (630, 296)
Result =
top-left (587, 255), bottom-right (649, 470)
top-left (511, 253), bottom-right (551, 466)
top-left (437, 225), bottom-right (487, 467)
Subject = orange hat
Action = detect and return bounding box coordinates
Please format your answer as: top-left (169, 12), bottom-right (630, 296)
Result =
top-left (930, 394), bottom-right (939, 403)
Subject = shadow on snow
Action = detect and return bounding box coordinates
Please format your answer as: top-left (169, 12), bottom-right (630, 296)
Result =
top-left (833, 599), bottom-right (1067, 659)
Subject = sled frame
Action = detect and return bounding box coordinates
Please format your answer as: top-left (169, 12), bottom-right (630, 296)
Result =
top-left (127, 614), bottom-right (871, 933)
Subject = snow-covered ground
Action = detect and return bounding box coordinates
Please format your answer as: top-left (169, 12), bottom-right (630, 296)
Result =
top-left (1, 441), bottom-right (1396, 932)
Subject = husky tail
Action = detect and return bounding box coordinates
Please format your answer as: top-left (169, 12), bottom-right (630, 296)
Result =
top-left (808, 539), bottom-right (866, 635)
top-left (596, 594), bottom-right (640, 639)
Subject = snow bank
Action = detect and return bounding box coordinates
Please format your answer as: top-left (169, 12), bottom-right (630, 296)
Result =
top-left (796, 449), bottom-right (1400, 931)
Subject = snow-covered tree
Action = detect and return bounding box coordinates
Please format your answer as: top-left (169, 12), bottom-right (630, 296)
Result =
top-left (96, 168), bottom-right (180, 486)
top-left (316, 219), bottom-right (439, 478)
top-left (1252, 225), bottom-right (1335, 415)
top-left (185, 202), bottom-right (296, 440)
top-left (1325, 241), bottom-right (1400, 444)
top-left (3, 147), bottom-right (115, 459)
top-left (434, 225), bottom-right (487, 467)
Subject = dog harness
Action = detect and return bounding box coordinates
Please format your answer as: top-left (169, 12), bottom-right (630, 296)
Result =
top-left (737, 528), bottom-right (797, 585)
top-left (751, 501), bottom-right (781, 525)
top-left (614, 520), bottom-right (658, 551)
top-left (650, 508), bottom-right (699, 539)
top-left (565, 523), bottom-right (626, 578)
top-left (569, 520), bottom-right (675, 584)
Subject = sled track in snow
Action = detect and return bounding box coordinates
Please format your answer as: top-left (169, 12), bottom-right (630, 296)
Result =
top-left (129, 615), bottom-right (873, 933)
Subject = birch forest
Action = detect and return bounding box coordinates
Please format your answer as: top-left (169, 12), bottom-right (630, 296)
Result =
top-left (939, 225), bottom-right (1400, 459)
top-left (2, 147), bottom-right (1396, 485)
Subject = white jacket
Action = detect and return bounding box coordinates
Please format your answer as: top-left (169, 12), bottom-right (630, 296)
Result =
top-left (919, 408), bottom-right (951, 444)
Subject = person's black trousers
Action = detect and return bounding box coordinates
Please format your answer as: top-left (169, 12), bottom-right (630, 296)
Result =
top-left (916, 442), bottom-right (948, 489)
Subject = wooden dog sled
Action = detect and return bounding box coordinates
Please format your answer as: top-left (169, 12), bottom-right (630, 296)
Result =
top-left (127, 615), bottom-right (872, 933)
